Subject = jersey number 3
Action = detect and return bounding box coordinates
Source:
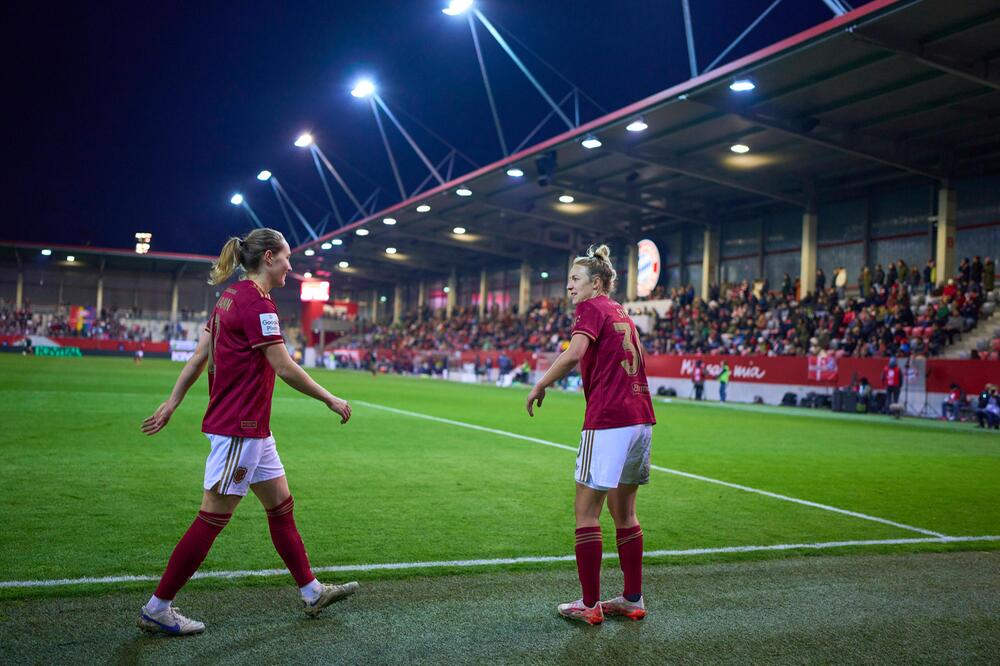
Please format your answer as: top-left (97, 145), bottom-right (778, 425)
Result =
top-left (613, 322), bottom-right (641, 376)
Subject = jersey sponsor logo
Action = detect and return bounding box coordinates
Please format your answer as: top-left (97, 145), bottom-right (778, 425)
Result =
top-left (259, 312), bottom-right (280, 336)
top-left (233, 466), bottom-right (248, 484)
top-left (240, 420), bottom-right (258, 430)
top-left (631, 383), bottom-right (650, 394)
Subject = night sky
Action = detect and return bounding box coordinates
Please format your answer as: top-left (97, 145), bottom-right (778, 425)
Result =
top-left (6, 1), bottom-right (855, 255)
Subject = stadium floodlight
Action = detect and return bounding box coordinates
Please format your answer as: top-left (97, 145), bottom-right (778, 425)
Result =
top-left (380, 295), bottom-right (388, 302)
top-left (230, 193), bottom-right (244, 205)
top-left (303, 271), bottom-right (312, 278)
top-left (730, 143), bottom-right (751, 153)
top-left (580, 135), bottom-right (602, 150)
top-left (729, 79), bottom-right (756, 92)
top-left (41, 249), bottom-right (52, 256)
top-left (416, 204), bottom-right (431, 213)
top-left (332, 238), bottom-right (344, 245)
top-left (442, 0), bottom-right (473, 16)
top-left (320, 242), bottom-right (332, 250)
top-left (443, 286), bottom-right (451, 293)
top-left (304, 248), bottom-right (316, 256)
top-left (626, 118), bottom-right (648, 132)
top-left (452, 226), bottom-right (466, 235)
top-left (382, 217), bottom-right (397, 225)
top-left (540, 271), bottom-right (549, 279)
top-left (294, 132), bottom-right (314, 148)
top-left (506, 167), bottom-right (524, 178)
top-left (338, 260), bottom-right (350, 268)
top-left (351, 79), bottom-right (376, 98)
top-left (256, 170), bottom-right (272, 181)
top-left (455, 187), bottom-right (472, 197)
top-left (558, 194), bottom-right (575, 204)
top-left (66, 255), bottom-right (75, 262)
top-left (385, 247), bottom-right (397, 254)
top-left (355, 228), bottom-right (370, 236)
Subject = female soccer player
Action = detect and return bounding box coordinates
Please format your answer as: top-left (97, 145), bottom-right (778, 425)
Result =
top-left (137, 228), bottom-right (356, 636)
top-left (526, 245), bottom-right (655, 625)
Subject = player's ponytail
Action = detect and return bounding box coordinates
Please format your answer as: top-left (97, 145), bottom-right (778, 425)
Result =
top-left (573, 244), bottom-right (617, 294)
top-left (208, 228), bottom-right (286, 285)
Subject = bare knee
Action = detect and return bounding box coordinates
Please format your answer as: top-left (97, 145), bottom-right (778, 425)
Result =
top-left (200, 485), bottom-right (243, 514)
top-left (574, 484), bottom-right (606, 528)
top-left (607, 487), bottom-right (639, 529)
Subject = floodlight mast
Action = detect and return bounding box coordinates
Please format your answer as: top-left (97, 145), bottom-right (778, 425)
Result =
top-left (229, 194), bottom-right (264, 229)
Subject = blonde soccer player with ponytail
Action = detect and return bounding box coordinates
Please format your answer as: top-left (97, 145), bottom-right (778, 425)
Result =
top-left (137, 229), bottom-right (356, 636)
top-left (526, 245), bottom-right (656, 625)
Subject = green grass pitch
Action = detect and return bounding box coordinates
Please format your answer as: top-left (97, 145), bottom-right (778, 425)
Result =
top-left (1, 355), bottom-right (998, 663)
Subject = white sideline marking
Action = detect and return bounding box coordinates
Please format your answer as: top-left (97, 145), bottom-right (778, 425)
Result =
top-left (2, 535), bottom-right (997, 589)
top-left (356, 401), bottom-right (948, 538)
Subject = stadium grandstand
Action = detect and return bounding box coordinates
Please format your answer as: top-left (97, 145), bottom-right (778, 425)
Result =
top-left (3, 1), bottom-right (1000, 662)
top-left (3, 0), bottom-right (1000, 415)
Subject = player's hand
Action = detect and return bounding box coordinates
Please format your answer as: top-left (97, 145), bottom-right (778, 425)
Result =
top-left (328, 396), bottom-right (352, 424)
top-left (142, 401), bottom-right (176, 436)
top-left (526, 385), bottom-right (545, 417)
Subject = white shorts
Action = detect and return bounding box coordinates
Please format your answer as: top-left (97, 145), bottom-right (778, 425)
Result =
top-left (575, 424), bottom-right (653, 491)
top-left (203, 433), bottom-right (285, 496)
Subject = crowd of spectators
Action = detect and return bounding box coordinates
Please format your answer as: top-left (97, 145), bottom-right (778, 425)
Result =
top-left (0, 300), bottom-right (192, 342)
top-left (339, 255), bottom-right (995, 360)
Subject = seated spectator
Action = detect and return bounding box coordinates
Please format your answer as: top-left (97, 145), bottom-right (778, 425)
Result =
top-left (976, 385), bottom-right (1000, 429)
top-left (941, 384), bottom-right (962, 422)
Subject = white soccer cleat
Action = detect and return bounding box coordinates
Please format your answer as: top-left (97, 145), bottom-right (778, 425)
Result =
top-left (600, 595), bottom-right (646, 620)
top-left (137, 605), bottom-right (206, 636)
top-left (303, 581), bottom-right (360, 617)
top-left (557, 598), bottom-right (604, 625)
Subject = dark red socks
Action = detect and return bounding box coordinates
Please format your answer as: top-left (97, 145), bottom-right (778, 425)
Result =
top-left (154, 510), bottom-right (231, 600)
top-left (616, 525), bottom-right (643, 601)
top-left (574, 526), bottom-right (603, 607)
top-left (266, 496), bottom-right (314, 587)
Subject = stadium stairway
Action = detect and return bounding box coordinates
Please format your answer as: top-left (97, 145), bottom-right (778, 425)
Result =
top-left (942, 290), bottom-right (1000, 359)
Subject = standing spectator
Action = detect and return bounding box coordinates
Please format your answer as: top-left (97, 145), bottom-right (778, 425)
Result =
top-left (781, 273), bottom-right (793, 299)
top-left (886, 263), bottom-right (897, 287)
top-left (908, 267), bottom-right (921, 295)
top-left (859, 267), bottom-right (872, 301)
top-left (882, 357), bottom-right (902, 413)
top-left (834, 267), bottom-right (847, 300)
top-left (815, 268), bottom-right (826, 294)
top-left (958, 258), bottom-right (971, 286)
top-left (941, 384), bottom-right (962, 421)
top-left (717, 361), bottom-right (731, 403)
top-left (692, 360), bottom-right (705, 401)
top-left (985, 257), bottom-right (996, 292)
top-left (873, 264), bottom-right (885, 287)
top-left (923, 260), bottom-right (935, 295)
top-left (896, 259), bottom-right (908, 285)
top-left (971, 256), bottom-right (984, 285)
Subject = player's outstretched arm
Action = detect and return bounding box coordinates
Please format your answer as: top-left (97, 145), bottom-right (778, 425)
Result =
top-left (141, 327), bottom-right (211, 436)
top-left (264, 342), bottom-right (351, 424)
top-left (526, 333), bottom-right (590, 417)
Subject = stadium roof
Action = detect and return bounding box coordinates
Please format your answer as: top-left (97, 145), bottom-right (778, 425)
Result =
top-left (291, 0), bottom-right (1000, 290)
top-left (0, 240), bottom-right (214, 276)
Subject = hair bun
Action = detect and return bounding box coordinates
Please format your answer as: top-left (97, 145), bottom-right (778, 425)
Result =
top-left (589, 244), bottom-right (611, 262)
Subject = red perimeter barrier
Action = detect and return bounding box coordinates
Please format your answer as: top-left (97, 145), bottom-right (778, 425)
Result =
top-left (0, 336), bottom-right (169, 353)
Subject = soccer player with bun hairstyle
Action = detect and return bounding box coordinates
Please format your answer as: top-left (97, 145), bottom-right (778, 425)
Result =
top-left (526, 244), bottom-right (655, 625)
top-left (136, 228), bottom-right (357, 636)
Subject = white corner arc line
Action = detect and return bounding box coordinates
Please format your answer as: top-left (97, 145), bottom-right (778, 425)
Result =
top-left (356, 401), bottom-right (947, 538)
top-left (1, 535), bottom-right (996, 589)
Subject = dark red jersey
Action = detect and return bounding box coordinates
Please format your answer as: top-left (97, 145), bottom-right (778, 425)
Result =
top-left (571, 295), bottom-right (656, 430)
top-left (202, 280), bottom-right (285, 438)
top-left (883, 365), bottom-right (902, 388)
